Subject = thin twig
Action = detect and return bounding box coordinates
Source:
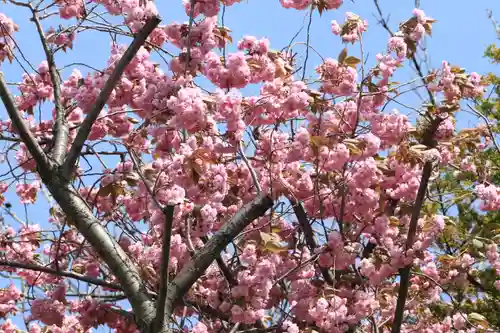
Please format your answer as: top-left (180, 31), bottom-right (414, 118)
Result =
top-left (291, 201), bottom-right (334, 285)
top-left (128, 149), bottom-right (163, 210)
top-left (0, 260), bottom-right (121, 290)
top-left (239, 141), bottom-right (261, 193)
top-left (413, 271), bottom-right (498, 332)
top-left (373, 0), bottom-right (436, 106)
top-left (301, 5), bottom-right (314, 81)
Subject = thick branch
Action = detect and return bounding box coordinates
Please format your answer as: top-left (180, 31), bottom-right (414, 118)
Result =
top-left (41, 178), bottom-right (156, 332)
top-left (3, 15), bottom-right (161, 333)
top-left (391, 161), bottom-right (433, 333)
top-left (154, 205), bottom-right (175, 333)
top-left (163, 194), bottom-right (273, 325)
top-left (291, 200), bottom-right (334, 285)
top-left (2, 65), bottom-right (156, 331)
top-left (62, 16), bottom-right (161, 178)
top-left (0, 259), bottom-right (121, 289)
top-left (30, 8), bottom-right (68, 164)
top-left (0, 73), bottom-right (50, 170)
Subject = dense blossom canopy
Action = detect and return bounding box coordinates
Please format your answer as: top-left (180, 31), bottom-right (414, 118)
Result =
top-left (0, 0), bottom-right (498, 333)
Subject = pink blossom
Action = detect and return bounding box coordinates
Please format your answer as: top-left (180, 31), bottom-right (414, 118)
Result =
top-left (316, 58), bottom-right (357, 96)
top-left (192, 322), bottom-right (208, 333)
top-left (475, 184), bottom-right (500, 211)
top-left (331, 12), bottom-right (368, 43)
top-left (388, 36), bottom-right (407, 59)
top-left (280, 0), bottom-right (312, 10)
top-left (0, 284), bottom-right (22, 318)
top-left (15, 181), bottom-right (40, 204)
top-left (30, 299), bottom-right (66, 326)
top-left (0, 14), bottom-right (18, 63)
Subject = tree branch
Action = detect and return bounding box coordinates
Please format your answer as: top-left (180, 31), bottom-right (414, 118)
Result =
top-left (163, 194), bottom-right (273, 326)
top-left (30, 7), bottom-right (68, 164)
top-left (62, 16), bottom-right (161, 178)
top-left (391, 161), bottom-right (433, 333)
top-left (0, 73), bottom-right (50, 170)
top-left (200, 235), bottom-right (238, 286)
top-left (291, 200), bottom-right (334, 285)
top-left (154, 205), bottom-right (175, 333)
top-left (215, 255), bottom-right (238, 286)
top-left (40, 179), bottom-right (156, 332)
top-left (0, 259), bottom-right (121, 290)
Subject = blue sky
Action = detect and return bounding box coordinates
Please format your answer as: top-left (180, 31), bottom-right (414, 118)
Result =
top-left (0, 0), bottom-right (500, 331)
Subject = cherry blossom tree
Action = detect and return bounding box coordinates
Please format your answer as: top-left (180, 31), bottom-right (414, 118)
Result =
top-left (0, 0), bottom-right (498, 333)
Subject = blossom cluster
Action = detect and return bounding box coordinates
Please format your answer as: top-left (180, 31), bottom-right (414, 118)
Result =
top-left (331, 12), bottom-right (368, 43)
top-left (0, 2), bottom-right (497, 333)
top-left (0, 13), bottom-right (17, 64)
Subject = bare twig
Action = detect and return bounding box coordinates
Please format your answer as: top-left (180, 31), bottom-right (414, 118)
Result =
top-left (128, 149), bottom-right (163, 210)
top-left (291, 201), bottom-right (334, 285)
top-left (301, 5), bottom-right (314, 81)
top-left (0, 260), bottom-right (120, 289)
top-left (62, 16), bottom-right (161, 178)
top-left (239, 142), bottom-right (262, 193)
